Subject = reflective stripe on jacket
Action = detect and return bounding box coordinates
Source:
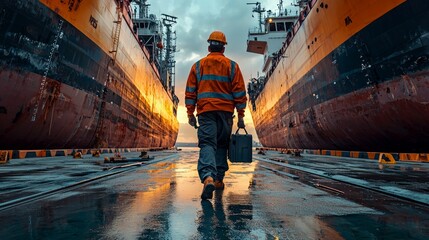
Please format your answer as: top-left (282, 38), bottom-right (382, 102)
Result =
top-left (185, 52), bottom-right (247, 117)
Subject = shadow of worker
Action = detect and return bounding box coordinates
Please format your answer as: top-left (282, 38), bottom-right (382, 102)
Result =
top-left (197, 191), bottom-right (230, 239)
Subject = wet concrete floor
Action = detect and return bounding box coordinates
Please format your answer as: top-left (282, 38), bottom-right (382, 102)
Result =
top-left (0, 148), bottom-right (428, 239)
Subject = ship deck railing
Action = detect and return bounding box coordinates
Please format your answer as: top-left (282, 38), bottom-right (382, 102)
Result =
top-left (260, 0), bottom-right (317, 90)
top-left (120, 1), bottom-right (177, 102)
top-left (248, 1), bottom-right (318, 108)
top-left (248, 27), bottom-right (266, 35)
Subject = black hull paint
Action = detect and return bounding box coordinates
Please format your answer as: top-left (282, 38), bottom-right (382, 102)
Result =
top-left (0, 0), bottom-right (178, 149)
top-left (254, 0), bottom-right (429, 152)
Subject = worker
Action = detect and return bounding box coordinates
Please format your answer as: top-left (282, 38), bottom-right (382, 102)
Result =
top-left (185, 30), bottom-right (247, 200)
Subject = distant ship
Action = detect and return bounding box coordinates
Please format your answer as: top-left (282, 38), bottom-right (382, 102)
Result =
top-left (0, 0), bottom-right (179, 149)
top-left (247, 0), bottom-right (429, 153)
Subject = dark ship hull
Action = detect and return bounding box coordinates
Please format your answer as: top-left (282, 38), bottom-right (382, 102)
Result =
top-left (0, 0), bottom-right (179, 149)
top-left (251, 0), bottom-right (429, 152)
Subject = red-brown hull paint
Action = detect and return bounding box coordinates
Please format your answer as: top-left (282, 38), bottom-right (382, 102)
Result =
top-left (0, 69), bottom-right (177, 149)
top-left (256, 71), bottom-right (429, 152)
top-left (250, 0), bottom-right (429, 152)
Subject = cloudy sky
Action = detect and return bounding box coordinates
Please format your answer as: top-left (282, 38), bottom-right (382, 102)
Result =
top-left (147, 0), bottom-right (294, 143)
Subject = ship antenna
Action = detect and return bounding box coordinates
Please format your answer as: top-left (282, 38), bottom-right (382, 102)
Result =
top-left (132, 0), bottom-right (150, 18)
top-left (293, 0), bottom-right (310, 9)
top-left (162, 14), bottom-right (177, 93)
top-left (278, 0), bottom-right (284, 16)
top-left (247, 2), bottom-right (265, 33)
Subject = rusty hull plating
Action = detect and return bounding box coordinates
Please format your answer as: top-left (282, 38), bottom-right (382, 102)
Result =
top-left (249, 0), bottom-right (429, 152)
top-left (0, 0), bottom-right (179, 149)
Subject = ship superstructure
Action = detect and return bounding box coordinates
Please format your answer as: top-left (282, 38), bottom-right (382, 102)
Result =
top-left (247, 1), bottom-right (298, 73)
top-left (131, 0), bottom-right (179, 107)
top-left (247, 0), bottom-right (429, 153)
top-left (0, 0), bottom-right (179, 149)
top-left (247, 1), bottom-right (299, 111)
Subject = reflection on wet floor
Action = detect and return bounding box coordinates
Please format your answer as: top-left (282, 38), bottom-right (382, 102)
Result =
top-left (0, 148), bottom-right (428, 239)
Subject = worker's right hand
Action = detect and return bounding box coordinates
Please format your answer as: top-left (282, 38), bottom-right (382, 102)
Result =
top-left (188, 115), bottom-right (197, 128)
top-left (237, 117), bottom-right (245, 129)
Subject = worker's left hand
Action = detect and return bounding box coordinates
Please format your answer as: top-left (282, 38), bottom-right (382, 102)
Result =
top-left (237, 117), bottom-right (245, 129)
top-left (188, 115), bottom-right (197, 128)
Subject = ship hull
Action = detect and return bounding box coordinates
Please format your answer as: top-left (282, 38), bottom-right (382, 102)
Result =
top-left (0, 0), bottom-right (178, 149)
top-left (252, 0), bottom-right (429, 152)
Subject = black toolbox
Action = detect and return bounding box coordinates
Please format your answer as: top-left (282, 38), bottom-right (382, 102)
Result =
top-left (229, 128), bottom-right (252, 163)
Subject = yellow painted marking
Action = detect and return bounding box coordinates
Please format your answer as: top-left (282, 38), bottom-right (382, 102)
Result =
top-left (399, 153), bottom-right (429, 162)
top-left (38, 150), bottom-right (47, 158)
top-left (335, 151), bottom-right (343, 157)
top-left (0, 151), bottom-right (9, 164)
top-left (73, 152), bottom-right (83, 159)
top-left (378, 153), bottom-right (396, 164)
top-left (367, 152), bottom-right (377, 160)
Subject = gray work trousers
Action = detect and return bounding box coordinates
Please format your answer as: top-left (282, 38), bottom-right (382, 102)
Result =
top-left (197, 111), bottom-right (233, 183)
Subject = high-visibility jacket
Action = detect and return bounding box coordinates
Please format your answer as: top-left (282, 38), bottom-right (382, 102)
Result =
top-left (185, 52), bottom-right (247, 118)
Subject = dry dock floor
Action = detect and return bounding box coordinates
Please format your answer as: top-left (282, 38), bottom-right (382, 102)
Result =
top-left (0, 148), bottom-right (428, 239)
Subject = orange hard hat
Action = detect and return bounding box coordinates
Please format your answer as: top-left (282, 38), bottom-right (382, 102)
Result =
top-left (207, 31), bottom-right (227, 45)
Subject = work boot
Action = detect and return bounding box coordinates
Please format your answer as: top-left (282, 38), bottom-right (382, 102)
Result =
top-left (201, 176), bottom-right (215, 200)
top-left (214, 180), bottom-right (225, 190)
